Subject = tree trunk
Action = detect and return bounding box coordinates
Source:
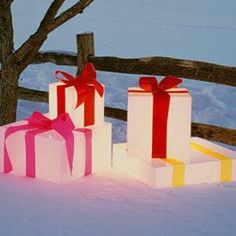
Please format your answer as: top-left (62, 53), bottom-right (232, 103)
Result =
top-left (0, 65), bottom-right (19, 125)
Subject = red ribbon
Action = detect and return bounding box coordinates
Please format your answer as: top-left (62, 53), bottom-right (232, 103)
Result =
top-left (3, 112), bottom-right (92, 177)
top-left (55, 63), bottom-right (104, 126)
top-left (138, 75), bottom-right (183, 158)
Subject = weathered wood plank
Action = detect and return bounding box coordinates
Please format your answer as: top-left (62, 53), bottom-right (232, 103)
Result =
top-left (18, 87), bottom-right (48, 103)
top-left (191, 122), bottom-right (236, 146)
top-left (77, 32), bottom-right (95, 75)
top-left (32, 52), bottom-right (236, 86)
top-left (33, 51), bottom-right (77, 66)
top-left (89, 56), bottom-right (236, 87)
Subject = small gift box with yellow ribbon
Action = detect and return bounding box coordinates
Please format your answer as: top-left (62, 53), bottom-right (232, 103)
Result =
top-left (49, 63), bottom-right (105, 128)
top-left (113, 137), bottom-right (236, 188)
top-left (0, 112), bottom-right (111, 183)
top-left (127, 76), bottom-right (192, 163)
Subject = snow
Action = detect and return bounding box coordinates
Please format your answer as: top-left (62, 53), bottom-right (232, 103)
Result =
top-left (1, 172), bottom-right (236, 236)
top-left (0, 1), bottom-right (236, 235)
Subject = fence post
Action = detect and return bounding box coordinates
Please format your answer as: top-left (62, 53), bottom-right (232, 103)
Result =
top-left (77, 32), bottom-right (95, 75)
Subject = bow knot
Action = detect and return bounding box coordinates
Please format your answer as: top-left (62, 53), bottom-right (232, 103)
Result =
top-left (27, 111), bottom-right (75, 134)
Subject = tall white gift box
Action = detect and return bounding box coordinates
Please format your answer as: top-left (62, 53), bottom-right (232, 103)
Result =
top-left (49, 63), bottom-right (104, 128)
top-left (127, 76), bottom-right (192, 163)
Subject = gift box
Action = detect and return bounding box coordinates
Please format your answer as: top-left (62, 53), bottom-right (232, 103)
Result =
top-left (113, 144), bottom-right (185, 188)
top-left (49, 63), bottom-right (105, 128)
top-left (0, 112), bottom-right (112, 183)
top-left (113, 138), bottom-right (236, 188)
top-left (127, 76), bottom-right (192, 163)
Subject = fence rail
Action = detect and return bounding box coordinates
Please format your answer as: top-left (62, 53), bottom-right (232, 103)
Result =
top-left (19, 32), bottom-right (236, 146)
top-left (33, 51), bottom-right (236, 86)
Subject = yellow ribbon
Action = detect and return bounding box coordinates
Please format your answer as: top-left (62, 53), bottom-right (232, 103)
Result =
top-left (191, 142), bottom-right (232, 182)
top-left (163, 158), bottom-right (185, 187)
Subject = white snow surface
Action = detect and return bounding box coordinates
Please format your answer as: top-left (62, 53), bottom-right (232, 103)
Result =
top-left (1, 172), bottom-right (236, 236)
top-left (0, 1), bottom-right (236, 235)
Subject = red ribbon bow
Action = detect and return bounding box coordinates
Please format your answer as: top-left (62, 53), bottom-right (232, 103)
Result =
top-left (4, 112), bottom-right (76, 177)
top-left (138, 75), bottom-right (182, 158)
top-left (139, 75), bottom-right (182, 93)
top-left (55, 63), bottom-right (104, 126)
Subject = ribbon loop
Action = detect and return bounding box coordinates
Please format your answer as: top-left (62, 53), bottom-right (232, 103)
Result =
top-left (139, 77), bottom-right (158, 92)
top-left (159, 75), bottom-right (182, 90)
top-left (55, 71), bottom-right (77, 85)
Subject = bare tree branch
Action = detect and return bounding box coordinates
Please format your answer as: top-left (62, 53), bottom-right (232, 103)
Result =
top-left (39, 0), bottom-right (65, 25)
top-left (0, 0), bottom-right (14, 64)
top-left (12, 0), bottom-right (65, 66)
top-left (47, 0), bottom-right (93, 32)
top-left (12, 0), bottom-right (93, 72)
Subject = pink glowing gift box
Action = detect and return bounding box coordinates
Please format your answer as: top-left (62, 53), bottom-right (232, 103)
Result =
top-left (49, 63), bottom-right (105, 128)
top-left (127, 76), bottom-right (192, 163)
top-left (0, 112), bottom-right (111, 183)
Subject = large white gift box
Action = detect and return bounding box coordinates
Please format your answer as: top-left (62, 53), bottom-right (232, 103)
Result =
top-left (49, 82), bottom-right (104, 128)
top-left (127, 76), bottom-right (192, 163)
top-left (0, 119), bottom-right (111, 183)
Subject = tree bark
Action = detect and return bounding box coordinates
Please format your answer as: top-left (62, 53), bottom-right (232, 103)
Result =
top-left (0, 66), bottom-right (19, 125)
top-left (0, 0), bottom-right (14, 64)
top-left (0, 1), bottom-right (17, 125)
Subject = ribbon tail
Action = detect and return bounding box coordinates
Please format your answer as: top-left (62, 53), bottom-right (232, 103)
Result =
top-left (92, 80), bottom-right (104, 97)
top-left (3, 145), bottom-right (13, 173)
top-left (25, 131), bottom-right (36, 178)
top-left (25, 129), bottom-right (50, 178)
top-left (57, 85), bottom-right (67, 116)
top-left (65, 133), bottom-right (74, 175)
top-left (84, 86), bottom-right (95, 126)
top-left (76, 128), bottom-right (92, 176)
top-left (152, 93), bottom-right (170, 158)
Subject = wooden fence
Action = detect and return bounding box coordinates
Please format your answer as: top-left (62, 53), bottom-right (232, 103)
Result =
top-left (18, 33), bottom-right (236, 146)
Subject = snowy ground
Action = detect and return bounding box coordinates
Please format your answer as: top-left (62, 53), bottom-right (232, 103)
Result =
top-left (0, 1), bottom-right (236, 235)
top-left (1, 172), bottom-right (236, 236)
